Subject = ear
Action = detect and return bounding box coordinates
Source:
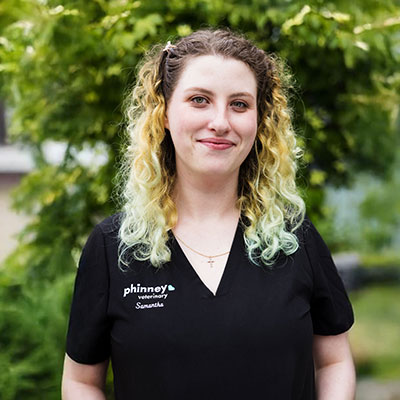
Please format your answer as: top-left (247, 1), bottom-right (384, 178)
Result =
top-left (164, 114), bottom-right (169, 130)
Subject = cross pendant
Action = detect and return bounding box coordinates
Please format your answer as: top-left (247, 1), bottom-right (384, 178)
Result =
top-left (207, 257), bottom-right (214, 267)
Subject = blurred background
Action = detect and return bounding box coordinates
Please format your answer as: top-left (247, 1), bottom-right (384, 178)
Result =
top-left (0, 0), bottom-right (399, 399)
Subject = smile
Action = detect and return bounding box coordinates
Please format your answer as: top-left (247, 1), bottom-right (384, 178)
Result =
top-left (197, 138), bottom-right (235, 150)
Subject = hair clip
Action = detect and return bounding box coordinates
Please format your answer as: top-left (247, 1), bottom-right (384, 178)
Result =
top-left (163, 41), bottom-right (176, 53)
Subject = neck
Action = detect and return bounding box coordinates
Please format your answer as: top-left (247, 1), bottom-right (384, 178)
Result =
top-left (173, 170), bottom-right (240, 224)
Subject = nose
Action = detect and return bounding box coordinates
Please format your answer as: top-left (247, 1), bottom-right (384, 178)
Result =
top-left (208, 104), bottom-right (231, 135)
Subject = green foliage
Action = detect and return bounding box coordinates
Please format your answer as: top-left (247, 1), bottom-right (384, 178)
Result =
top-left (324, 152), bottom-right (400, 254)
top-left (350, 285), bottom-right (400, 379)
top-left (0, 0), bottom-right (399, 396)
top-left (0, 274), bottom-right (75, 399)
top-left (359, 166), bottom-right (400, 251)
top-left (361, 252), bottom-right (400, 268)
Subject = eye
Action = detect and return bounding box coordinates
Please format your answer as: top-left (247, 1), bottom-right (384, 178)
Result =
top-left (231, 100), bottom-right (248, 109)
top-left (191, 96), bottom-right (208, 105)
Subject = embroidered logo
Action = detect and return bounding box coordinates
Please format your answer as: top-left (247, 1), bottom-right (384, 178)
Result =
top-left (135, 302), bottom-right (164, 310)
top-left (123, 283), bottom-right (176, 309)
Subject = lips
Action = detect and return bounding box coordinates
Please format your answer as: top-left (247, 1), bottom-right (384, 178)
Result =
top-left (197, 138), bottom-right (235, 150)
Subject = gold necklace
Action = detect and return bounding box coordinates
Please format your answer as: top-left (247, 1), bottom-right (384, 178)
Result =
top-left (174, 234), bottom-right (230, 267)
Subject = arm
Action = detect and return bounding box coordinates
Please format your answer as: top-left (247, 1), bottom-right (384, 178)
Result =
top-left (62, 354), bottom-right (109, 399)
top-left (313, 332), bottom-right (356, 400)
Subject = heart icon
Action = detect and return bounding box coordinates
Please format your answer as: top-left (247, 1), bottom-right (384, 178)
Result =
top-left (168, 284), bottom-right (176, 291)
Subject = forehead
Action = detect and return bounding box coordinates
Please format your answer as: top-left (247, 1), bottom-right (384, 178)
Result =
top-left (174, 55), bottom-right (257, 95)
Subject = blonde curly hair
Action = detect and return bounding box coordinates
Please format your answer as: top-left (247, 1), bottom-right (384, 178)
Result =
top-left (118, 28), bottom-right (305, 268)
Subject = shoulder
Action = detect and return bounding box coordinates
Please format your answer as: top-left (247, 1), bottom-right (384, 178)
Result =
top-left (294, 214), bottom-right (313, 236)
top-left (294, 215), bottom-right (325, 248)
top-left (82, 213), bottom-right (122, 253)
top-left (78, 213), bottom-right (123, 270)
top-left (95, 212), bottom-right (123, 236)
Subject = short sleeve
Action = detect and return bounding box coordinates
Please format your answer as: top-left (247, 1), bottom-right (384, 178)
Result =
top-left (66, 225), bottom-right (111, 364)
top-left (303, 218), bottom-right (354, 335)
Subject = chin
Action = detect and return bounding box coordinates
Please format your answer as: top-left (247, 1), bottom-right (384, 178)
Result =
top-left (197, 166), bottom-right (237, 178)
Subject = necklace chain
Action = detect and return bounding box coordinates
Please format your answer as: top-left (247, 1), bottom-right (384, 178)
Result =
top-left (174, 234), bottom-right (230, 267)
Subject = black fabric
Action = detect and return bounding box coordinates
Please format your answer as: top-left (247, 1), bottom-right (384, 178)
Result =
top-left (66, 214), bottom-right (354, 400)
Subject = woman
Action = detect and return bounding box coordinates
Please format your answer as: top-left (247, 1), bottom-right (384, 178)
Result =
top-left (62, 29), bottom-right (355, 399)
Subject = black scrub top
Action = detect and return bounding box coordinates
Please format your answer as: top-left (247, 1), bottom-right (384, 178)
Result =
top-left (66, 213), bottom-right (354, 400)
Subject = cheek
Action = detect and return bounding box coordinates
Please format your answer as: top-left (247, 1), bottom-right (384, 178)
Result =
top-left (235, 114), bottom-right (258, 142)
top-left (168, 111), bottom-right (205, 139)
top-left (168, 118), bottom-right (195, 152)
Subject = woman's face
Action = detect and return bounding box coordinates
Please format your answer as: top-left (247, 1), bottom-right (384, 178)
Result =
top-left (164, 55), bottom-right (258, 181)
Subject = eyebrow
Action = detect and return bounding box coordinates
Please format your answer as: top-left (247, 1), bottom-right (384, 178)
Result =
top-left (184, 87), bottom-right (255, 100)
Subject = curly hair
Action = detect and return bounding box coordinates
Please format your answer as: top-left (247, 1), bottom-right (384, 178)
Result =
top-left (118, 28), bottom-right (305, 268)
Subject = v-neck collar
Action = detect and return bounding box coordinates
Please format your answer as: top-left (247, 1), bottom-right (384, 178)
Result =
top-left (169, 222), bottom-right (243, 298)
